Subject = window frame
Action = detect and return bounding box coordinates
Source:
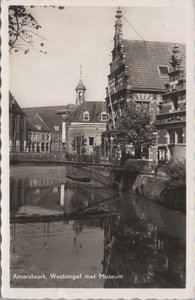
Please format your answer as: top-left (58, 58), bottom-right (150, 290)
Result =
top-left (101, 111), bottom-right (107, 121)
top-left (83, 111), bottom-right (89, 121)
top-left (157, 65), bottom-right (169, 76)
top-left (89, 137), bottom-right (94, 146)
top-left (54, 126), bottom-right (59, 131)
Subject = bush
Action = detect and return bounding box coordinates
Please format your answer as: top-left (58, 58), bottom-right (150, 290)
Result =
top-left (165, 158), bottom-right (186, 184)
top-left (160, 159), bottom-right (186, 213)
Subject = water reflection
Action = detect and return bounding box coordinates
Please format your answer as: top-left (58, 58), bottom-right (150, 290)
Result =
top-left (10, 171), bottom-right (185, 288)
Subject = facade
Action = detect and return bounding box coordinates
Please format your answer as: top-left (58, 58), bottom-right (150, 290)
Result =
top-left (26, 121), bottom-right (50, 153)
top-left (155, 46), bottom-right (186, 162)
top-left (23, 106), bottom-right (67, 152)
top-left (9, 92), bottom-right (27, 152)
top-left (106, 7), bottom-right (185, 160)
top-left (65, 101), bottom-right (107, 155)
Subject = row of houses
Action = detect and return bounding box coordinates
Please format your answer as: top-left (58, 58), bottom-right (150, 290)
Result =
top-left (9, 7), bottom-right (186, 162)
top-left (9, 87), bottom-right (107, 156)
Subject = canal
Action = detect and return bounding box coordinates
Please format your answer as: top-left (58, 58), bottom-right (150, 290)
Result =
top-left (10, 165), bottom-right (186, 288)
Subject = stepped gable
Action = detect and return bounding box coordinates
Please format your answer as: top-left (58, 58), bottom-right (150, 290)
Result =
top-left (67, 101), bottom-right (106, 123)
top-left (123, 39), bottom-right (186, 91)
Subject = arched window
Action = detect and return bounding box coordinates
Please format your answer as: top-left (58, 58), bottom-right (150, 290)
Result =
top-left (83, 111), bottom-right (89, 121)
top-left (101, 111), bottom-right (107, 121)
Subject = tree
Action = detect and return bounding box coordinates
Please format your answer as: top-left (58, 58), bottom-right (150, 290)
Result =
top-left (160, 158), bottom-right (186, 212)
top-left (112, 101), bottom-right (156, 158)
top-left (9, 5), bottom-right (64, 54)
top-left (71, 135), bottom-right (87, 156)
top-left (9, 6), bottom-right (44, 54)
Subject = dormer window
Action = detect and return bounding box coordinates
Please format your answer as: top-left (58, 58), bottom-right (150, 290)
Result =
top-left (158, 66), bottom-right (169, 76)
top-left (101, 111), bottom-right (107, 121)
top-left (54, 126), bottom-right (59, 131)
top-left (83, 111), bottom-right (89, 121)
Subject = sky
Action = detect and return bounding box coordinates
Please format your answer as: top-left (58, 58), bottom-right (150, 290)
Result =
top-left (9, 5), bottom-right (187, 108)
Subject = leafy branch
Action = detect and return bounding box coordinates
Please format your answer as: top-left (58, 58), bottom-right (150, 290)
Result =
top-left (9, 5), bottom-right (65, 54)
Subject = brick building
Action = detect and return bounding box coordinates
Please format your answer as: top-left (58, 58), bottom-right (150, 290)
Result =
top-left (106, 7), bottom-right (185, 160)
top-left (63, 75), bottom-right (107, 155)
top-left (155, 46), bottom-right (186, 162)
top-left (9, 92), bottom-right (27, 152)
top-left (65, 101), bottom-right (107, 155)
top-left (23, 106), bottom-right (67, 152)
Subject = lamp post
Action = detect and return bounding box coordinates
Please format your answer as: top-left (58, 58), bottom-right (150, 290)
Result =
top-left (110, 136), bottom-right (114, 161)
top-left (104, 137), bottom-right (108, 159)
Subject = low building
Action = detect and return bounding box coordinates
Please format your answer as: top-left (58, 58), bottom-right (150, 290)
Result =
top-left (65, 101), bottom-right (107, 155)
top-left (9, 92), bottom-right (27, 152)
top-left (155, 46), bottom-right (186, 162)
top-left (23, 106), bottom-right (70, 153)
top-left (26, 118), bottom-right (50, 153)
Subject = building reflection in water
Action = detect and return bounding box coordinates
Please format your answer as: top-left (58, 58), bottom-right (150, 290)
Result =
top-left (102, 206), bottom-right (185, 288)
top-left (10, 176), bottom-right (185, 288)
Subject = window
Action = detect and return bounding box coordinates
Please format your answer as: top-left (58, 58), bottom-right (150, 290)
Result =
top-left (29, 132), bottom-right (33, 140)
top-left (42, 133), bottom-right (45, 141)
top-left (54, 126), bottom-right (59, 131)
top-left (83, 111), bottom-right (89, 121)
top-left (168, 128), bottom-right (183, 144)
top-left (55, 135), bottom-right (59, 140)
top-left (33, 133), bottom-right (37, 141)
top-left (169, 130), bottom-right (175, 144)
top-left (176, 128), bottom-right (183, 143)
top-left (55, 142), bottom-right (60, 150)
top-left (89, 137), bottom-right (94, 146)
top-left (101, 111), bottom-right (107, 121)
top-left (172, 95), bottom-right (178, 111)
top-left (158, 66), bottom-right (169, 76)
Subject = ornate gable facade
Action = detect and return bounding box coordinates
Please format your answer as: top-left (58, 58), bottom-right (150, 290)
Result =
top-left (106, 7), bottom-right (185, 160)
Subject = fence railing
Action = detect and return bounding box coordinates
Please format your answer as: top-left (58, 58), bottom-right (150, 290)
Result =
top-left (10, 151), bottom-right (119, 165)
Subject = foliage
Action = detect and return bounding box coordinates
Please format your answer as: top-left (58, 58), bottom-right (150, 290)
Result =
top-left (9, 5), bottom-right (64, 54)
top-left (112, 101), bottom-right (156, 158)
top-left (160, 159), bottom-right (186, 212)
top-left (165, 158), bottom-right (186, 184)
top-left (71, 135), bottom-right (87, 155)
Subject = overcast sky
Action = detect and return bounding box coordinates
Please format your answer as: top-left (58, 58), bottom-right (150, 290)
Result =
top-left (9, 5), bottom-right (187, 108)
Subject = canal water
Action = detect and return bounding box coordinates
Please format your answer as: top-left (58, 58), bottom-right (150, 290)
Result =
top-left (10, 166), bottom-right (186, 288)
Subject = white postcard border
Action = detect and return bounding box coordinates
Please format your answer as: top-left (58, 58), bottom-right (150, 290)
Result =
top-left (1, 0), bottom-right (194, 298)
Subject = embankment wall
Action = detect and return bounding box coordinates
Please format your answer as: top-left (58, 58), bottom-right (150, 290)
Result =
top-left (131, 174), bottom-right (167, 201)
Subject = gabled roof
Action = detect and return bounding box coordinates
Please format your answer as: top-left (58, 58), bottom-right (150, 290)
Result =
top-left (23, 106), bottom-right (68, 132)
top-left (9, 92), bottom-right (25, 115)
top-left (123, 40), bottom-right (186, 91)
top-left (67, 101), bottom-right (107, 123)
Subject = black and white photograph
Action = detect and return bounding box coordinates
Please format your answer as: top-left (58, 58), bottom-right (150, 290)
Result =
top-left (1, 0), bottom-right (194, 298)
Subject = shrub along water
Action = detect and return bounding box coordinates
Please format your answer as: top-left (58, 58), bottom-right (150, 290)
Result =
top-left (160, 159), bottom-right (186, 213)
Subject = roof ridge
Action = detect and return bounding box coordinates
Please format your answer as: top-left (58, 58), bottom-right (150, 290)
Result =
top-left (22, 105), bottom-right (73, 110)
top-left (122, 38), bottom-right (185, 46)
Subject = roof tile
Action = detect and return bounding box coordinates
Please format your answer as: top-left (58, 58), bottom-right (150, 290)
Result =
top-left (123, 40), bottom-right (186, 90)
